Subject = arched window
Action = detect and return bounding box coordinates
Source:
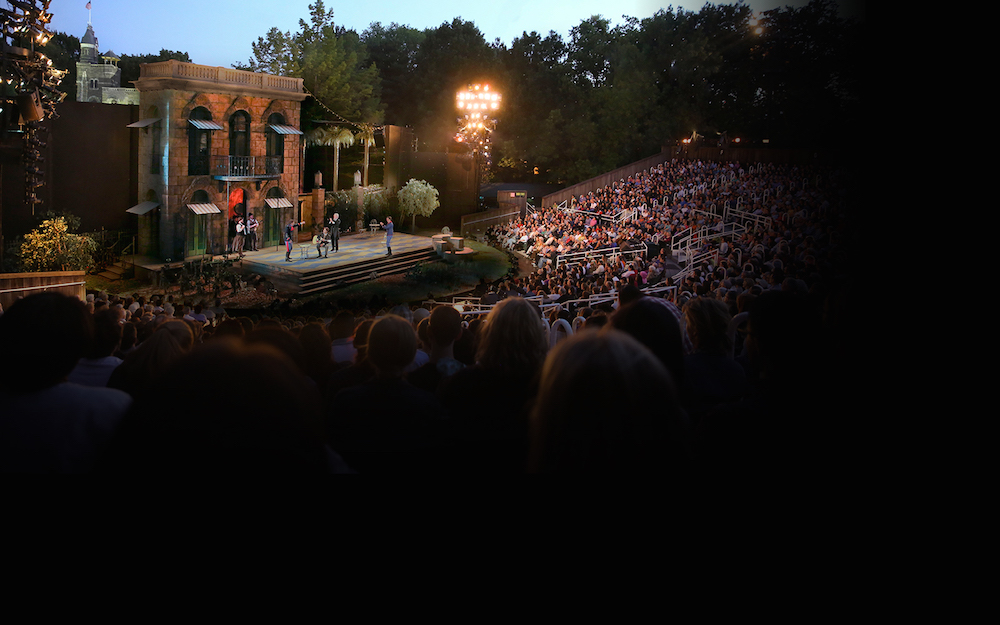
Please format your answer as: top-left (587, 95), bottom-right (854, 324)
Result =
top-left (188, 107), bottom-right (213, 176)
top-left (229, 111), bottom-right (251, 176)
top-left (266, 113), bottom-right (285, 174)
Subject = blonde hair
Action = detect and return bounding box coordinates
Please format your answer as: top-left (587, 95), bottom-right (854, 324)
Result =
top-left (476, 297), bottom-right (547, 375)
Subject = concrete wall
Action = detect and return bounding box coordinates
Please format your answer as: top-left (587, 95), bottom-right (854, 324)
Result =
top-left (49, 101), bottom-right (139, 233)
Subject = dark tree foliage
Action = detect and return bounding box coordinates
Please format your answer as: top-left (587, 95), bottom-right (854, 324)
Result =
top-left (406, 18), bottom-right (501, 150)
top-left (41, 32), bottom-right (80, 97)
top-left (361, 22), bottom-right (425, 129)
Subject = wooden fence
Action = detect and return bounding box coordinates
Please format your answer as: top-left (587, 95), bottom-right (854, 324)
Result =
top-left (0, 271), bottom-right (87, 311)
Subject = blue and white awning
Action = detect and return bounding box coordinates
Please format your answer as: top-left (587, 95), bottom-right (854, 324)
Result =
top-left (268, 124), bottom-right (303, 135)
top-left (265, 197), bottom-right (293, 208)
top-left (189, 119), bottom-right (224, 130)
top-left (187, 203), bottom-right (221, 215)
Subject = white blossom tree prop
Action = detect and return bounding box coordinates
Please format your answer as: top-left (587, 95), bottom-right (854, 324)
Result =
top-left (397, 179), bottom-right (440, 231)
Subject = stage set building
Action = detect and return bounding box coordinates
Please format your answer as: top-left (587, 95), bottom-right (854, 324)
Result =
top-left (128, 59), bottom-right (307, 261)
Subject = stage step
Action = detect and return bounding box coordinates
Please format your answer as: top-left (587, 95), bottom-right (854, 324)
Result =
top-left (297, 248), bottom-right (439, 296)
top-left (95, 260), bottom-right (128, 282)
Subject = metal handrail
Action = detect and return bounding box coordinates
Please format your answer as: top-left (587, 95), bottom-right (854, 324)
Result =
top-left (0, 281), bottom-right (87, 295)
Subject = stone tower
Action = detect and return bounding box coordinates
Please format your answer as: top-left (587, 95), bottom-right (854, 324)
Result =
top-left (76, 21), bottom-right (139, 105)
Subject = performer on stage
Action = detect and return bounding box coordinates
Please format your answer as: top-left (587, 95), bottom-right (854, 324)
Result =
top-left (284, 219), bottom-right (305, 262)
top-left (379, 215), bottom-right (394, 256)
top-left (246, 213), bottom-right (260, 251)
top-left (327, 213), bottom-right (341, 252)
top-left (317, 227), bottom-right (332, 258)
top-left (234, 216), bottom-right (246, 256)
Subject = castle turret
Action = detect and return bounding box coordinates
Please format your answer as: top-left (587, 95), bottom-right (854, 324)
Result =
top-left (80, 23), bottom-right (98, 64)
top-left (76, 22), bottom-right (138, 105)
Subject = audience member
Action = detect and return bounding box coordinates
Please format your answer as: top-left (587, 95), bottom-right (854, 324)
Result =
top-left (0, 293), bottom-right (131, 473)
top-left (326, 314), bottom-right (445, 474)
top-left (67, 307), bottom-right (124, 387)
top-left (527, 329), bottom-right (686, 473)
top-left (680, 296), bottom-right (750, 419)
top-left (107, 319), bottom-right (194, 398)
top-left (328, 310), bottom-right (357, 366)
top-left (438, 297), bottom-right (547, 472)
top-left (407, 305), bottom-right (466, 395)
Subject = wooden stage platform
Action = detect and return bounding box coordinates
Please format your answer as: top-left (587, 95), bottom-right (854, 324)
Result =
top-left (129, 231), bottom-right (445, 297)
top-left (240, 231), bottom-right (440, 296)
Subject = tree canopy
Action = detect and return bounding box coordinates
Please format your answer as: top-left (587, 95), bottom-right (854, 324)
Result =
top-left (397, 179), bottom-right (440, 230)
top-left (18, 217), bottom-right (96, 272)
top-left (242, 1), bottom-right (382, 126)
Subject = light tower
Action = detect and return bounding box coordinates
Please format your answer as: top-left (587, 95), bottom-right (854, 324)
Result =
top-left (455, 83), bottom-right (500, 185)
top-left (2, 0), bottom-right (65, 215)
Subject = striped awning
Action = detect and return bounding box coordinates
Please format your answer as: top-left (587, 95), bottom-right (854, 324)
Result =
top-left (269, 124), bottom-right (303, 135)
top-left (189, 119), bottom-right (224, 130)
top-left (265, 197), bottom-right (293, 208)
top-left (126, 201), bottom-right (160, 215)
top-left (187, 203), bottom-right (221, 215)
top-left (127, 118), bottom-right (161, 128)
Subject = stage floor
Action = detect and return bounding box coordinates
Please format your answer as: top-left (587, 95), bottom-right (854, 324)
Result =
top-left (133, 231), bottom-right (433, 274)
top-left (239, 231), bottom-right (432, 274)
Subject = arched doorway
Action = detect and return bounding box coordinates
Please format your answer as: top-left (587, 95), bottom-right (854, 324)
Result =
top-left (228, 187), bottom-right (245, 252)
top-left (264, 187), bottom-right (290, 248)
top-left (187, 189), bottom-right (211, 257)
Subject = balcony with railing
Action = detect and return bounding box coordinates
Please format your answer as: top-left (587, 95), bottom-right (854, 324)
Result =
top-left (209, 155), bottom-right (283, 180)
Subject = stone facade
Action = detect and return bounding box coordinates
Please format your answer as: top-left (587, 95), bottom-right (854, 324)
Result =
top-left (133, 60), bottom-right (307, 260)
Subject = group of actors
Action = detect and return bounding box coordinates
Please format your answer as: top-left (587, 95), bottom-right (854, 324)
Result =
top-left (230, 212), bottom-right (395, 262)
top-left (231, 213), bottom-right (260, 255)
top-left (281, 213), bottom-right (394, 262)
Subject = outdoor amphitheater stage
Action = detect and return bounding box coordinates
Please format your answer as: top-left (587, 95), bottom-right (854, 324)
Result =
top-left (231, 231), bottom-right (440, 297)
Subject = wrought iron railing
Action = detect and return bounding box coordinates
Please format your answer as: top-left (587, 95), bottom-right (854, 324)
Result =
top-left (210, 155), bottom-right (283, 178)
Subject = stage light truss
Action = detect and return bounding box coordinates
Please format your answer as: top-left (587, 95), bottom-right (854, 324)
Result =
top-left (3, 1), bottom-right (61, 211)
top-left (455, 84), bottom-right (500, 171)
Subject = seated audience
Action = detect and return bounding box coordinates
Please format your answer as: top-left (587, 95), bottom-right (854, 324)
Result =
top-left (98, 339), bottom-right (350, 473)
